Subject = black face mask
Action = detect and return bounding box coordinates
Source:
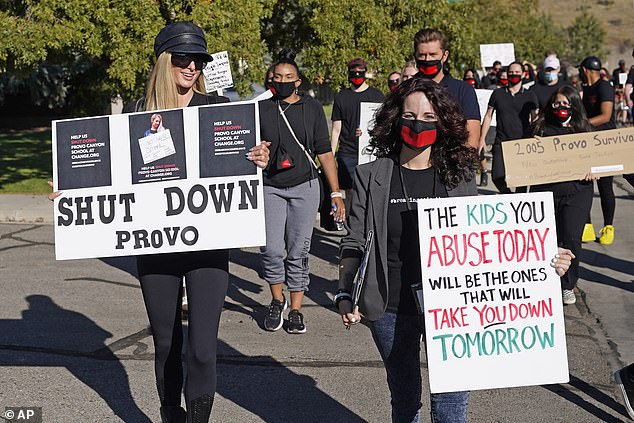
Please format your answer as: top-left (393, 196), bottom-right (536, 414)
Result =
top-left (399, 118), bottom-right (437, 152)
top-left (578, 68), bottom-right (588, 85)
top-left (388, 79), bottom-right (400, 91)
top-left (507, 74), bottom-right (522, 86)
top-left (271, 80), bottom-right (297, 98)
top-left (348, 70), bottom-right (366, 87)
top-left (415, 59), bottom-right (443, 79)
top-left (552, 106), bottom-right (572, 124)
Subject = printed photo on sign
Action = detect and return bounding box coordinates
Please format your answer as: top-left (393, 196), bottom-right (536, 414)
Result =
top-left (129, 110), bottom-right (187, 184)
top-left (55, 117), bottom-right (112, 190)
top-left (417, 193), bottom-right (568, 393)
top-left (358, 102), bottom-right (381, 165)
top-left (199, 103), bottom-right (257, 178)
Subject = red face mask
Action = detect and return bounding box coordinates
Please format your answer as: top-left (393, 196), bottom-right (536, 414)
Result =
top-left (415, 59), bottom-right (443, 79)
top-left (553, 106), bottom-right (572, 124)
top-left (400, 118), bottom-right (437, 151)
top-left (348, 70), bottom-right (366, 86)
top-left (465, 77), bottom-right (476, 87)
top-left (499, 78), bottom-right (508, 86)
top-left (508, 74), bottom-right (522, 85)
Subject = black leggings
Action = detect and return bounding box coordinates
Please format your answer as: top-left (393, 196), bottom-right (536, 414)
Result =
top-left (587, 176), bottom-right (615, 226)
top-left (553, 186), bottom-right (594, 290)
top-left (137, 250), bottom-right (229, 413)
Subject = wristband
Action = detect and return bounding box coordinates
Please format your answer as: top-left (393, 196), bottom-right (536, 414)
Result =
top-left (334, 290), bottom-right (352, 307)
top-left (330, 192), bottom-right (343, 199)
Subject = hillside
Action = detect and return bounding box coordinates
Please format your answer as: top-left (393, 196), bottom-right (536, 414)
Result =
top-left (539, 0), bottom-right (634, 69)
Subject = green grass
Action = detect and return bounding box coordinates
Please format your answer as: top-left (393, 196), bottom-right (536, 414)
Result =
top-left (0, 128), bottom-right (52, 194)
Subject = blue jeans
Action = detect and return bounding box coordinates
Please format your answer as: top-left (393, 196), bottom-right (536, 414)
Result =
top-left (369, 312), bottom-right (469, 423)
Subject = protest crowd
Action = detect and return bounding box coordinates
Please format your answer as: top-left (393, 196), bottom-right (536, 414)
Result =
top-left (40, 17), bottom-right (634, 423)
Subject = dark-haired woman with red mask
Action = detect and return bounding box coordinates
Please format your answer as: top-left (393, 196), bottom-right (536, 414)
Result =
top-left (335, 77), bottom-right (576, 423)
top-left (530, 86), bottom-right (595, 306)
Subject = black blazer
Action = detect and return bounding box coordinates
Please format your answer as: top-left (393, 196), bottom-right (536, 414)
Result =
top-left (338, 156), bottom-right (478, 321)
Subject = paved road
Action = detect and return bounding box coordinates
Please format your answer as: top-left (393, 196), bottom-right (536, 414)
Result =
top-left (0, 177), bottom-right (632, 422)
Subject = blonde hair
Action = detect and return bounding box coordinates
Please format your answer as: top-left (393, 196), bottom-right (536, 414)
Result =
top-left (144, 52), bottom-right (206, 111)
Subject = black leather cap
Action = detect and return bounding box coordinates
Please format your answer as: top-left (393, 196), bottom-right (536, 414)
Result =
top-left (154, 22), bottom-right (212, 61)
top-left (578, 56), bottom-right (602, 71)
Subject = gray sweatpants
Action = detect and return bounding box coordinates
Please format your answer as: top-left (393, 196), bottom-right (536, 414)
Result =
top-left (260, 178), bottom-right (320, 292)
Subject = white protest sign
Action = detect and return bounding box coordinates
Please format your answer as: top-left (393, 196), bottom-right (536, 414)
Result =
top-left (358, 102), bottom-right (381, 165)
top-left (417, 192), bottom-right (568, 393)
top-left (203, 51), bottom-right (234, 93)
top-left (619, 73), bottom-right (628, 86)
top-left (138, 129), bottom-right (176, 164)
top-left (475, 89), bottom-right (496, 126)
top-left (52, 101), bottom-right (264, 260)
top-left (480, 43), bottom-right (515, 69)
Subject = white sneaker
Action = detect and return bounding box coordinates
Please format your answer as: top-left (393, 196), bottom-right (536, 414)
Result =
top-left (562, 289), bottom-right (576, 305)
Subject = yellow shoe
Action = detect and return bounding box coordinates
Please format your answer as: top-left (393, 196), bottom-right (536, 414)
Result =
top-left (599, 225), bottom-right (614, 245)
top-left (582, 223), bottom-right (596, 243)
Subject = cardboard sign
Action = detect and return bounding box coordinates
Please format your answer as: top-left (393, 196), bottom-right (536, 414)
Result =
top-left (358, 102), bottom-right (381, 165)
top-left (203, 51), bottom-right (234, 92)
top-left (52, 101), bottom-right (264, 260)
top-left (418, 192), bottom-right (568, 393)
top-left (501, 127), bottom-right (634, 187)
top-left (475, 89), bottom-right (496, 126)
top-left (480, 43), bottom-right (515, 69)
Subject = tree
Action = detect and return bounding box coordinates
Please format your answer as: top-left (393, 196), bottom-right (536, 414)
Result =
top-left (561, 11), bottom-right (607, 65)
top-left (0, 0), bottom-right (271, 116)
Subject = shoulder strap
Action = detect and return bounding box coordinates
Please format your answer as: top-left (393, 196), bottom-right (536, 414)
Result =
top-left (278, 104), bottom-right (319, 170)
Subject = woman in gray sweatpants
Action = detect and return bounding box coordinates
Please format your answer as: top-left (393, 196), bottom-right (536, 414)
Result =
top-left (259, 48), bottom-right (344, 334)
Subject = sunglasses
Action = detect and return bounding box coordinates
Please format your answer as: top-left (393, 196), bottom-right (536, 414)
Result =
top-left (171, 53), bottom-right (207, 70)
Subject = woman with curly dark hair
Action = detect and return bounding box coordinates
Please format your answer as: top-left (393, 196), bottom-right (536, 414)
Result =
top-left (335, 78), bottom-right (476, 422)
top-left (333, 77), bottom-right (577, 422)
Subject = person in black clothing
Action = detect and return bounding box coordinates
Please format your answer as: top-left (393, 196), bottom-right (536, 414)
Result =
top-left (462, 68), bottom-right (481, 89)
top-left (331, 57), bottom-right (384, 196)
top-left (260, 49), bottom-right (344, 334)
top-left (612, 59), bottom-right (627, 86)
top-left (479, 61), bottom-right (539, 193)
top-left (578, 56), bottom-right (617, 245)
top-left (335, 78), bottom-right (575, 422)
top-left (50, 22), bottom-right (271, 423)
top-left (462, 67), bottom-right (488, 185)
top-left (387, 71), bottom-right (401, 92)
top-left (531, 55), bottom-right (570, 110)
top-left (413, 28), bottom-right (481, 149)
top-left (531, 85), bottom-right (595, 306)
top-left (482, 60), bottom-right (502, 89)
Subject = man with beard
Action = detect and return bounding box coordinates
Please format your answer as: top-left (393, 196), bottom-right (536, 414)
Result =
top-left (331, 58), bottom-right (384, 198)
top-left (413, 28), bottom-right (481, 149)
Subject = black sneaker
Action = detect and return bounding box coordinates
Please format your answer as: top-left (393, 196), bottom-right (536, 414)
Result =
top-left (286, 309), bottom-right (306, 334)
top-left (264, 296), bottom-right (287, 331)
top-left (615, 365), bottom-right (634, 419)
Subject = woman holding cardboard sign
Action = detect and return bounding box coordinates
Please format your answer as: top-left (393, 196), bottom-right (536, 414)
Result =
top-left (51, 22), bottom-right (270, 423)
top-left (335, 78), bottom-right (575, 422)
top-left (530, 86), bottom-right (595, 306)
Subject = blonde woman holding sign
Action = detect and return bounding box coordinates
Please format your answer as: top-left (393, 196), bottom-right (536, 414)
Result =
top-left (51, 22), bottom-right (269, 423)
